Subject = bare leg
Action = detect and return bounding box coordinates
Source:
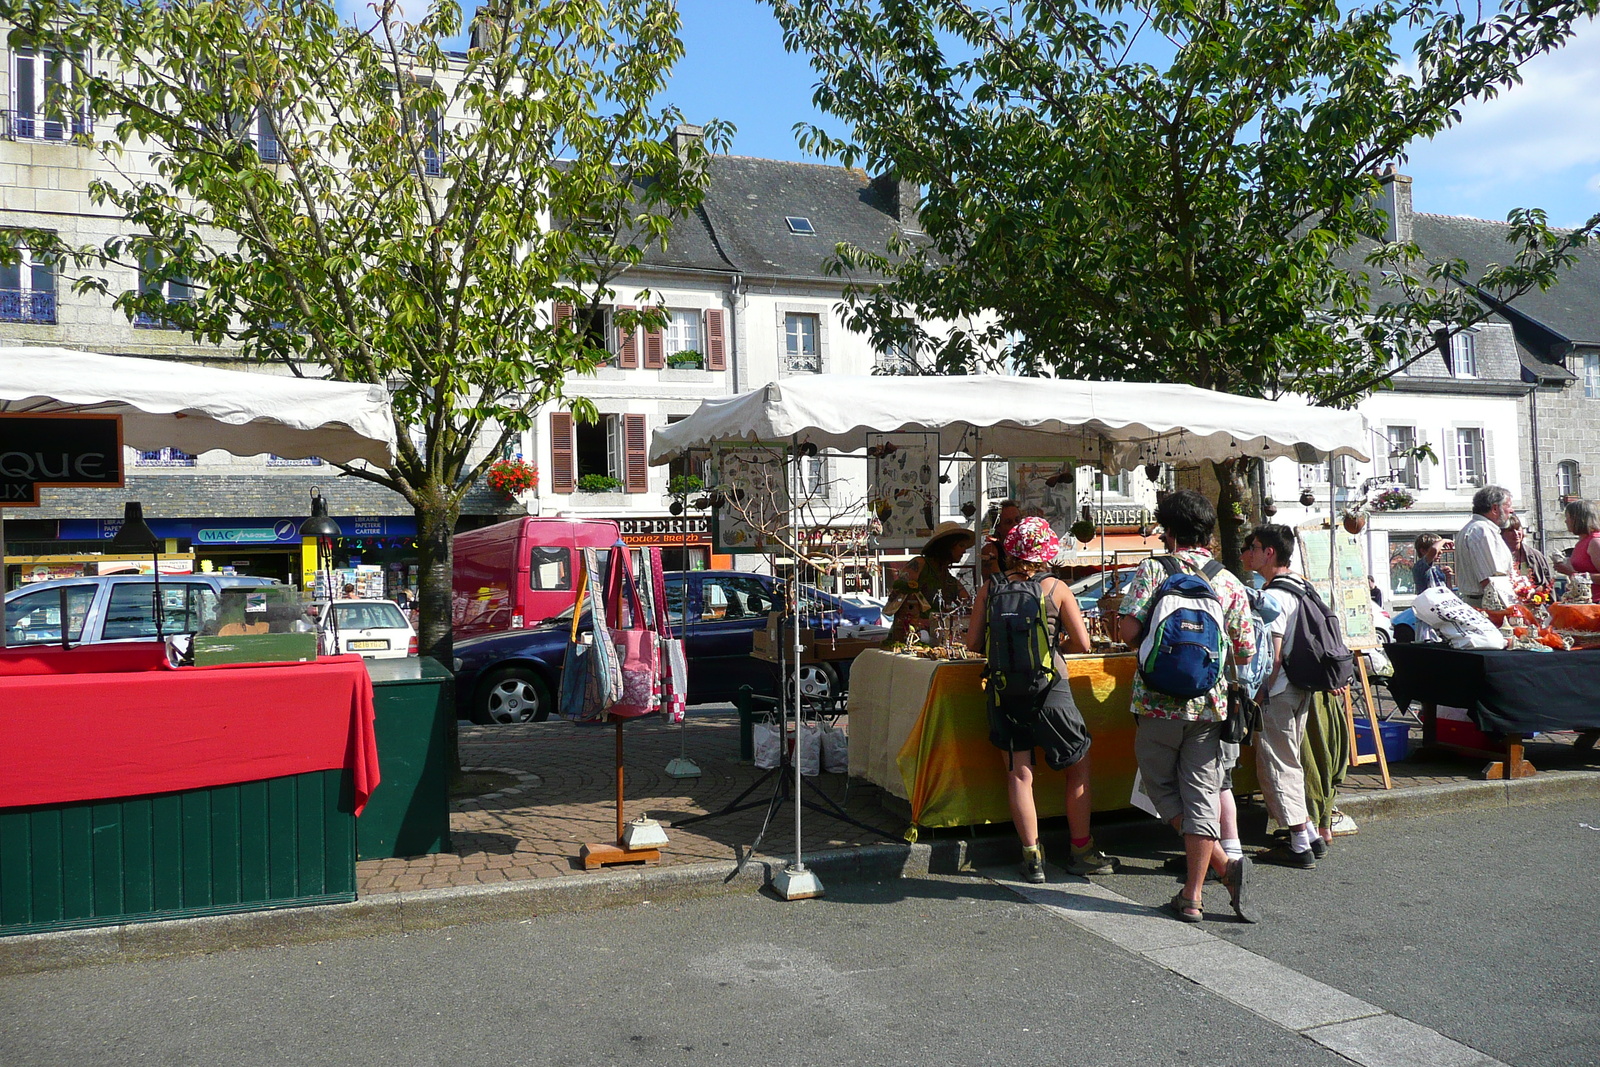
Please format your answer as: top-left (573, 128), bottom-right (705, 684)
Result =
top-left (1007, 750), bottom-right (1038, 846)
top-left (1064, 753), bottom-right (1092, 842)
top-left (1219, 788), bottom-right (1238, 843)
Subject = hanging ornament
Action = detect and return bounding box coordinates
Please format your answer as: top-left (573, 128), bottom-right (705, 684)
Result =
top-left (1299, 489), bottom-right (1316, 507)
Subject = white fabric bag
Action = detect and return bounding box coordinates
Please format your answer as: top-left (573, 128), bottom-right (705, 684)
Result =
top-left (820, 723), bottom-right (849, 774)
top-left (796, 722), bottom-right (822, 777)
top-left (1412, 585), bottom-right (1506, 650)
top-left (753, 721), bottom-right (782, 770)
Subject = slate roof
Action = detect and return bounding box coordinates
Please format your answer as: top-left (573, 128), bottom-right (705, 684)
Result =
top-left (638, 156), bottom-right (915, 280)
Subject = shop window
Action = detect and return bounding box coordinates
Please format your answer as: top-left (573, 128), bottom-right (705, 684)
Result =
top-left (0, 238), bottom-right (56, 324)
top-left (1558, 460), bottom-right (1581, 501)
top-left (9, 41), bottom-right (90, 141)
top-left (135, 446), bottom-right (196, 467)
top-left (783, 312), bottom-right (820, 373)
top-left (4, 584), bottom-right (94, 644)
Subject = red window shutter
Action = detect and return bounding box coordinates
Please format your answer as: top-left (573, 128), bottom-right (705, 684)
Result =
top-left (554, 301), bottom-right (574, 330)
top-left (550, 412), bottom-right (575, 494)
top-left (644, 309), bottom-right (665, 369)
top-left (616, 304), bottom-right (638, 369)
top-left (623, 413), bottom-right (648, 493)
top-left (706, 308), bottom-right (726, 371)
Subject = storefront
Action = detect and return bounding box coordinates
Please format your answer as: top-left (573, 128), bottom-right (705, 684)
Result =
top-left (615, 514), bottom-right (722, 573)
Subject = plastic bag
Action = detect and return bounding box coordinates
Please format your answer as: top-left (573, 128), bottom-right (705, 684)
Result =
top-left (753, 721), bottom-right (782, 770)
top-left (820, 723), bottom-right (849, 774)
top-left (796, 721), bottom-right (822, 777)
top-left (1412, 585), bottom-right (1506, 650)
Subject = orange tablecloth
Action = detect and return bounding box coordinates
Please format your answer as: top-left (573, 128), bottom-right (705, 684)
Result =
top-left (0, 650), bottom-right (379, 814)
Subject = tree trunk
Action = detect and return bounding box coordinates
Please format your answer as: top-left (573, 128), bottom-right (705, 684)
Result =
top-left (1211, 457), bottom-right (1251, 578)
top-left (415, 490), bottom-right (459, 666)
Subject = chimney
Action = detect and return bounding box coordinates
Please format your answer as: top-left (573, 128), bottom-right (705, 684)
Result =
top-left (1376, 165), bottom-right (1413, 244)
top-left (669, 124), bottom-right (704, 164)
top-left (871, 172), bottom-right (921, 228)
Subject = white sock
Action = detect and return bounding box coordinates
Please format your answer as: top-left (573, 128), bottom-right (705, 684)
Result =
top-left (1221, 838), bottom-right (1244, 860)
top-left (1290, 828), bottom-right (1314, 853)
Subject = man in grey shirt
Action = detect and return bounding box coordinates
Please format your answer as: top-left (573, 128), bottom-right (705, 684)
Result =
top-left (1454, 486), bottom-right (1515, 606)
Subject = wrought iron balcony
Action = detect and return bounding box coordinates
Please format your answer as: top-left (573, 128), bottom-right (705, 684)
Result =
top-left (0, 288), bottom-right (57, 325)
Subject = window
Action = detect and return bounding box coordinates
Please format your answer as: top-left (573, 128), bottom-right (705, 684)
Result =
top-left (135, 446), bottom-right (196, 467)
top-left (796, 455), bottom-right (829, 500)
top-left (1454, 427), bottom-right (1487, 488)
top-left (574, 414), bottom-right (621, 486)
top-left (697, 575), bottom-right (773, 621)
top-left (4, 584), bottom-right (94, 644)
top-left (0, 240), bottom-right (57, 324)
top-left (265, 454), bottom-right (323, 467)
top-left (1299, 463), bottom-right (1330, 487)
top-left (1558, 460), bottom-right (1581, 501)
top-left (9, 42), bottom-right (89, 141)
top-left (1450, 331), bottom-right (1478, 378)
top-left (1584, 353), bottom-right (1599, 400)
top-left (102, 582), bottom-right (218, 640)
top-left (665, 309), bottom-right (702, 358)
top-left (1089, 469), bottom-right (1126, 495)
top-left (784, 312), bottom-right (820, 373)
top-left (134, 249), bottom-right (192, 328)
top-left (229, 105), bottom-right (280, 163)
top-left (785, 217), bottom-right (815, 235)
top-left (875, 342), bottom-right (919, 375)
top-left (1386, 425), bottom-right (1420, 488)
top-left (528, 546), bottom-right (572, 592)
top-left (574, 305), bottom-right (615, 366)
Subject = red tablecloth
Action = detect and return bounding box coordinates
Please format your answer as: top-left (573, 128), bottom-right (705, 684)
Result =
top-left (0, 653), bottom-right (380, 814)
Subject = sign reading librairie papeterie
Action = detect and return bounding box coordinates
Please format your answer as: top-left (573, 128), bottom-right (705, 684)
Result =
top-left (0, 414), bottom-right (124, 507)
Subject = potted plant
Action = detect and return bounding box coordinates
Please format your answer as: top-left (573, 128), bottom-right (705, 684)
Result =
top-left (1342, 508), bottom-right (1367, 534)
top-left (668, 473), bottom-right (704, 496)
top-left (577, 473), bottom-right (624, 493)
top-left (666, 350), bottom-right (705, 369)
top-left (485, 457), bottom-right (538, 497)
top-left (1369, 487), bottom-right (1415, 512)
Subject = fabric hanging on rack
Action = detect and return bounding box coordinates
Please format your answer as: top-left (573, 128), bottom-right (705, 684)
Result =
top-left (650, 547), bottom-right (689, 724)
top-left (558, 550), bottom-right (622, 721)
top-left (602, 543), bottom-right (663, 719)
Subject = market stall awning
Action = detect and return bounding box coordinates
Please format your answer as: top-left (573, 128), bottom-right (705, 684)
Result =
top-left (649, 374), bottom-right (1369, 469)
top-left (0, 346), bottom-right (396, 467)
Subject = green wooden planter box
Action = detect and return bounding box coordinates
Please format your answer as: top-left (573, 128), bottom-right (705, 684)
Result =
top-left (0, 769), bottom-right (356, 937)
top-left (360, 657), bottom-right (454, 860)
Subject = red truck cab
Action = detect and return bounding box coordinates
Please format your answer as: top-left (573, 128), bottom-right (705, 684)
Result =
top-left (451, 517), bottom-right (620, 638)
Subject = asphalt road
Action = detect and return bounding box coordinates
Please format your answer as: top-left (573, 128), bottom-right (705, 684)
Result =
top-left (3, 799), bottom-right (1597, 1067)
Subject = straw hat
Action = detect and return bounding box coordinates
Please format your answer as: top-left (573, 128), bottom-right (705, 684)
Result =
top-left (923, 520), bottom-right (975, 556)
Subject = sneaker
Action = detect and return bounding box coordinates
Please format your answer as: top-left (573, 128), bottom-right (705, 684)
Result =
top-left (1308, 835), bottom-right (1329, 860)
top-left (1256, 842), bottom-right (1317, 869)
top-left (1020, 845), bottom-right (1047, 884)
top-left (1066, 842), bottom-right (1116, 876)
top-left (1330, 809), bottom-right (1359, 836)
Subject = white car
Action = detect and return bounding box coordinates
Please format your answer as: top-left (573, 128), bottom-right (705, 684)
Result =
top-left (315, 599), bottom-right (417, 659)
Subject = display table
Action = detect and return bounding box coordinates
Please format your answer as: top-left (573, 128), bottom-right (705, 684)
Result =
top-left (1385, 643), bottom-right (1600, 778)
top-left (847, 649), bottom-right (1257, 831)
top-left (0, 646), bottom-right (378, 936)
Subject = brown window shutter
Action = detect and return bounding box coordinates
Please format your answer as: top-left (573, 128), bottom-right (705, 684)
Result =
top-left (706, 308), bottom-right (726, 371)
top-left (644, 309), bottom-right (665, 369)
top-left (550, 411), bottom-right (575, 493)
top-left (554, 301), bottom-right (574, 330)
top-left (616, 304), bottom-right (638, 369)
top-left (623, 413), bottom-right (648, 493)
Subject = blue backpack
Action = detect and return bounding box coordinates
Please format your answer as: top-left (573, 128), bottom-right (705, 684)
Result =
top-left (1137, 556), bottom-right (1229, 699)
top-left (1235, 587), bottom-right (1282, 695)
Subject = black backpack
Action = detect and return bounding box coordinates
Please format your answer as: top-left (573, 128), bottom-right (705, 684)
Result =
top-left (984, 576), bottom-right (1056, 720)
top-left (1266, 576), bottom-right (1355, 692)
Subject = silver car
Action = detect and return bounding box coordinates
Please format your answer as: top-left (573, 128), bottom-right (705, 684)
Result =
top-left (3, 574), bottom-right (280, 647)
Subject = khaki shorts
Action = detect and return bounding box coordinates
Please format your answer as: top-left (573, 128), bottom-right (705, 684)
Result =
top-left (1134, 714), bottom-right (1225, 839)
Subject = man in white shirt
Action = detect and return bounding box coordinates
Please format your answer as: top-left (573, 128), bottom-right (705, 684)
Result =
top-left (1241, 524), bottom-right (1321, 870)
top-left (1454, 486), bottom-right (1515, 606)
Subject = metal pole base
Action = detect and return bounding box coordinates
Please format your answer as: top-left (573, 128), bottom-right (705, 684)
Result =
top-left (772, 863), bottom-right (824, 901)
top-left (664, 757), bottom-right (702, 779)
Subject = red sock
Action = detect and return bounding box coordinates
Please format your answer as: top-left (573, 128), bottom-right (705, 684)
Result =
top-left (1071, 836), bottom-right (1090, 849)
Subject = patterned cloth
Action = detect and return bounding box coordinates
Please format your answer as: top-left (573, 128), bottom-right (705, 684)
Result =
top-left (1003, 516), bottom-right (1062, 565)
top-left (1120, 548), bottom-right (1256, 723)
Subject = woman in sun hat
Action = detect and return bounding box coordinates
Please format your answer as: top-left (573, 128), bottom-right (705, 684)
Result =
top-left (966, 516), bottom-right (1114, 883)
top-left (884, 520), bottom-right (975, 644)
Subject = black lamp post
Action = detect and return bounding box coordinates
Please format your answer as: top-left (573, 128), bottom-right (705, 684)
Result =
top-left (108, 501), bottom-right (164, 641)
top-left (299, 488), bottom-right (342, 646)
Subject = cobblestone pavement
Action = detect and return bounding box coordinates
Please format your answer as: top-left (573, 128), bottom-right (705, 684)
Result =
top-left (354, 706), bottom-right (1600, 896)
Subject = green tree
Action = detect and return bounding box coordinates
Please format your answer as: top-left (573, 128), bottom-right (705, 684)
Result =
top-left (765, 0), bottom-right (1599, 568)
top-left (6, 0), bottom-right (728, 658)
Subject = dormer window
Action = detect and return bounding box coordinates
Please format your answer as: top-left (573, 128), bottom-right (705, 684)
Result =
top-left (1450, 330), bottom-right (1478, 378)
top-left (785, 216), bottom-right (815, 235)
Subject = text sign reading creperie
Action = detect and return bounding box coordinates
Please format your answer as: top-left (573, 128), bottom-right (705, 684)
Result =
top-left (0, 414), bottom-right (124, 507)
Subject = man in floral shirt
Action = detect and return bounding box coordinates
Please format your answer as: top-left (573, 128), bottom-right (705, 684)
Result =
top-left (1118, 490), bottom-right (1257, 923)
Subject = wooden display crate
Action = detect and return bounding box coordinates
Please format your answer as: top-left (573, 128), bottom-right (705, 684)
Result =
top-left (751, 617), bottom-right (880, 664)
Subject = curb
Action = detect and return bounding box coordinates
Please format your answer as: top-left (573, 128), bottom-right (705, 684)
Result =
top-left (5, 769), bottom-right (1597, 977)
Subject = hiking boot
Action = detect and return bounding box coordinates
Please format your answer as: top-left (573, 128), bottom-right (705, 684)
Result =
top-left (1257, 842), bottom-right (1317, 869)
top-left (1066, 841), bottom-right (1116, 876)
top-left (1020, 845), bottom-right (1047, 884)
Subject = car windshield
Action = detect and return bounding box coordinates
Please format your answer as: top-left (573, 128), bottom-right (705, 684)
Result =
top-left (333, 602), bottom-right (408, 629)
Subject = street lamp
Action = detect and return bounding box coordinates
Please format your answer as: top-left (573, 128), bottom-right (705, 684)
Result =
top-left (299, 488), bottom-right (342, 646)
top-left (108, 501), bottom-right (164, 641)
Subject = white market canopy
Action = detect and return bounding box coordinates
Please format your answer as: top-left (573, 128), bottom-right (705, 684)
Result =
top-left (650, 374), bottom-right (1370, 468)
top-left (0, 346), bottom-right (396, 467)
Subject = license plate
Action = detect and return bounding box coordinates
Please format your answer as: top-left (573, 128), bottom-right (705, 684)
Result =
top-left (349, 639), bottom-right (389, 650)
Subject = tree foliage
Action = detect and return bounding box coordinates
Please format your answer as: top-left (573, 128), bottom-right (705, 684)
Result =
top-left (5, 0), bottom-right (728, 657)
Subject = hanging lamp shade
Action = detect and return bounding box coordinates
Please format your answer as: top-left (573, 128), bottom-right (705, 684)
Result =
top-left (107, 502), bottom-right (160, 552)
top-left (299, 488), bottom-right (342, 539)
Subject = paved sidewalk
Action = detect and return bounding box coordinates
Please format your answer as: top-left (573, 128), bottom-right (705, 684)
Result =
top-left (356, 710), bottom-right (1600, 897)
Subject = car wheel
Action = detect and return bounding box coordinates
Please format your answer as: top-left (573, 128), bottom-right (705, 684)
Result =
top-left (783, 661), bottom-right (839, 710)
top-left (474, 666), bottom-right (551, 724)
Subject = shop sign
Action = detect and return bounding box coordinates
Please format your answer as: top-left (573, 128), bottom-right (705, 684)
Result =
top-left (1090, 503), bottom-right (1152, 529)
top-left (58, 514), bottom-right (419, 545)
top-left (0, 414), bottom-right (123, 507)
top-left (617, 515), bottom-right (710, 545)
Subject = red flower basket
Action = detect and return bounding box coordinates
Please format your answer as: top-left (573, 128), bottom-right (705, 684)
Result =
top-left (486, 458), bottom-right (538, 496)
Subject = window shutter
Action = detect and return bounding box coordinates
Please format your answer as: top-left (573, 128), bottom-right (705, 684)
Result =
top-left (1443, 427), bottom-right (1459, 490)
top-left (644, 310), bottom-right (665, 369)
top-left (706, 308), bottom-right (727, 371)
top-left (1482, 428), bottom-right (1496, 489)
top-left (550, 412), bottom-right (575, 494)
top-left (623, 413), bottom-right (648, 493)
top-left (554, 301), bottom-right (574, 331)
top-left (1416, 429), bottom-right (1431, 490)
top-left (616, 304), bottom-right (638, 368)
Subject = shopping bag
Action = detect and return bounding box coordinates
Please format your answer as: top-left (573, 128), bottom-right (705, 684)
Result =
top-left (796, 721), bottom-right (822, 777)
top-left (753, 721), bottom-right (782, 769)
top-left (661, 637), bottom-right (689, 725)
top-left (559, 551), bottom-right (622, 721)
top-left (604, 545), bottom-right (663, 719)
top-left (820, 723), bottom-right (849, 774)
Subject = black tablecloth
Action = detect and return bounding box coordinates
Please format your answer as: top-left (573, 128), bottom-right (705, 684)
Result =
top-left (1385, 643), bottom-right (1600, 734)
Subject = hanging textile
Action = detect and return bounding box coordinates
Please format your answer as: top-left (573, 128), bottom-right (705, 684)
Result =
top-left (650, 547), bottom-right (689, 724)
top-left (602, 543), bottom-right (663, 719)
top-left (558, 548), bottom-right (621, 721)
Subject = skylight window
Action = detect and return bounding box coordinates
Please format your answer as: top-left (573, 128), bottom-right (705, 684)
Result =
top-left (785, 216), bottom-right (815, 235)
